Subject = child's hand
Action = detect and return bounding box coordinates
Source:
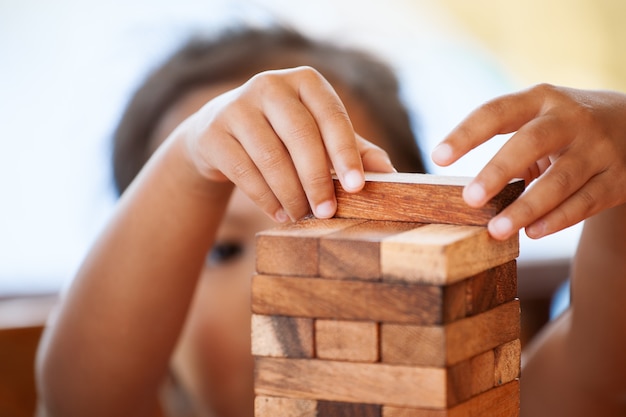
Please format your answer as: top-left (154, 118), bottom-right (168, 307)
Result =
top-left (431, 84), bottom-right (626, 240)
top-left (180, 66), bottom-right (395, 223)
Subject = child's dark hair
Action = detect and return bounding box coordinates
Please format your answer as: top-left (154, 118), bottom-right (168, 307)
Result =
top-left (112, 26), bottom-right (426, 195)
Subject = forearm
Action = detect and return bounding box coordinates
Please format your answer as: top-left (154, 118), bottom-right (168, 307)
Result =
top-left (36, 132), bottom-right (233, 417)
top-left (568, 202), bottom-right (626, 397)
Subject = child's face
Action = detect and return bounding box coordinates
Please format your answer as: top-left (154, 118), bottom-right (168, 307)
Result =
top-left (150, 80), bottom-right (393, 416)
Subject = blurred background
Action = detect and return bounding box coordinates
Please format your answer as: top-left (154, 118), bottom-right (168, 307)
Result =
top-left (1, 0), bottom-right (625, 414)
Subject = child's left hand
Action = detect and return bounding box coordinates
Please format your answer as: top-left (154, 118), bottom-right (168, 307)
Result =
top-left (432, 84), bottom-right (626, 240)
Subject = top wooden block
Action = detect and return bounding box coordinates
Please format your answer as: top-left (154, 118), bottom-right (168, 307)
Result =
top-left (333, 173), bottom-right (524, 226)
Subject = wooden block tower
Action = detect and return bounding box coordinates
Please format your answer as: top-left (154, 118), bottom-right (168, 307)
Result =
top-left (251, 173), bottom-right (524, 417)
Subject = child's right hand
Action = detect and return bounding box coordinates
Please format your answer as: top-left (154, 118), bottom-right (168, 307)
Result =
top-left (176, 66), bottom-right (396, 223)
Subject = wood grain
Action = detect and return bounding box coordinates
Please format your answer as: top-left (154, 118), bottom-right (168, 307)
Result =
top-left (381, 300), bottom-right (520, 366)
top-left (315, 319), bottom-right (379, 362)
top-left (442, 280), bottom-right (467, 323)
top-left (441, 260), bottom-right (517, 323)
top-left (252, 263), bottom-right (516, 327)
top-left (333, 173), bottom-right (524, 226)
top-left (468, 350), bottom-right (496, 396)
top-left (446, 357), bottom-right (473, 405)
top-left (317, 400), bottom-right (382, 417)
top-left (254, 353), bottom-right (512, 410)
top-left (254, 396), bottom-right (317, 417)
top-left (251, 314), bottom-right (314, 358)
top-left (381, 224), bottom-right (519, 285)
top-left (252, 274), bottom-right (444, 325)
top-left (494, 339), bottom-right (521, 386)
top-left (254, 357), bottom-right (447, 409)
top-left (445, 301), bottom-right (520, 365)
top-left (381, 324), bottom-right (446, 367)
top-left (319, 220), bottom-right (423, 280)
top-left (466, 261), bottom-right (517, 317)
top-left (378, 340), bottom-right (513, 403)
top-left (256, 218), bottom-right (364, 276)
top-left (382, 380), bottom-right (519, 417)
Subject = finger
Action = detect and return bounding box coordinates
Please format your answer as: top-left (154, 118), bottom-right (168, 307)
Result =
top-left (486, 152), bottom-right (599, 240)
top-left (356, 134), bottom-right (396, 173)
top-left (524, 171), bottom-right (614, 239)
top-left (463, 113), bottom-right (575, 208)
top-left (259, 83), bottom-right (338, 219)
top-left (432, 87), bottom-right (543, 167)
top-left (294, 67), bottom-right (365, 193)
top-left (213, 132), bottom-right (292, 223)
top-left (513, 157), bottom-right (552, 186)
top-left (221, 95), bottom-right (315, 221)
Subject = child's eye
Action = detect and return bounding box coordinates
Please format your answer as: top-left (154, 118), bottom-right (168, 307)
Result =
top-left (206, 241), bottom-right (244, 267)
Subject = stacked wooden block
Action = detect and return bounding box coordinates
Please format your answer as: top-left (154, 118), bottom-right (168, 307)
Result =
top-left (251, 173), bottom-right (524, 417)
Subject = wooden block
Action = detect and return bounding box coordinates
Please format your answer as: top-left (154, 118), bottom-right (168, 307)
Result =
top-left (447, 261), bottom-right (518, 323)
top-left (252, 266), bottom-right (516, 326)
top-left (382, 380), bottom-right (519, 417)
top-left (440, 259), bottom-right (517, 322)
top-left (256, 218), bottom-right (364, 276)
top-left (317, 400), bottom-right (382, 417)
top-left (381, 324), bottom-right (446, 367)
top-left (251, 315), bottom-right (314, 358)
top-left (444, 301), bottom-right (520, 365)
top-left (445, 356), bottom-right (472, 405)
top-left (333, 173), bottom-right (524, 226)
top-left (254, 396), bottom-right (383, 417)
top-left (468, 350), bottom-right (495, 396)
top-left (255, 353), bottom-right (509, 410)
top-left (252, 274), bottom-right (444, 325)
top-left (254, 357), bottom-right (447, 409)
top-left (315, 320), bottom-right (379, 362)
top-left (319, 221), bottom-right (423, 280)
top-left (442, 279), bottom-right (467, 323)
top-left (381, 300), bottom-right (520, 366)
top-left (494, 339), bottom-right (521, 386)
top-left (466, 261), bottom-right (517, 317)
top-left (381, 224), bottom-right (519, 285)
top-left (255, 396), bottom-right (317, 417)
top-left (444, 349), bottom-right (502, 404)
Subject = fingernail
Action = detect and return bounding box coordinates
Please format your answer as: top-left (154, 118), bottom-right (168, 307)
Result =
top-left (431, 143), bottom-right (453, 165)
top-left (526, 220), bottom-right (546, 238)
top-left (463, 182), bottom-right (486, 206)
top-left (274, 208), bottom-right (289, 223)
top-left (343, 170), bottom-right (364, 191)
top-left (315, 200), bottom-right (336, 219)
top-left (489, 216), bottom-right (513, 238)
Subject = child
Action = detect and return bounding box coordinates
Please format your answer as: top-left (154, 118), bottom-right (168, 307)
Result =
top-left (36, 26), bottom-right (425, 417)
top-left (36, 26), bottom-right (626, 417)
top-left (433, 83), bottom-right (626, 416)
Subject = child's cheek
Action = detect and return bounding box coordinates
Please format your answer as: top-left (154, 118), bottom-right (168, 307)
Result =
top-left (190, 261), bottom-right (255, 415)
